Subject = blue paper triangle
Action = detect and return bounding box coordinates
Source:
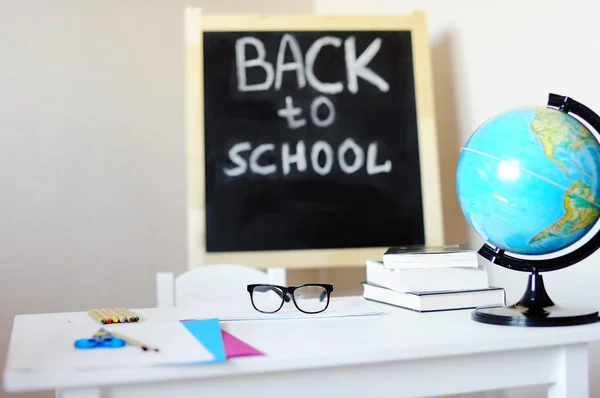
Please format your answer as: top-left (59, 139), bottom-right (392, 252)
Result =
top-left (180, 318), bottom-right (226, 363)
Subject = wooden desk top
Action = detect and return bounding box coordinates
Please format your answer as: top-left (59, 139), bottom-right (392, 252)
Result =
top-left (5, 297), bottom-right (600, 393)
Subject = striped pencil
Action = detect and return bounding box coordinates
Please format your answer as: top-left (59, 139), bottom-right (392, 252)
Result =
top-left (87, 309), bottom-right (106, 324)
top-left (116, 307), bottom-right (136, 322)
top-left (102, 308), bottom-right (120, 324)
top-left (101, 308), bottom-right (119, 323)
top-left (94, 308), bottom-right (114, 324)
top-left (105, 308), bottom-right (126, 323)
top-left (118, 307), bottom-right (140, 322)
top-left (114, 308), bottom-right (135, 322)
top-left (110, 331), bottom-right (159, 352)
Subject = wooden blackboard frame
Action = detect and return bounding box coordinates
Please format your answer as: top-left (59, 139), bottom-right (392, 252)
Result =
top-left (184, 8), bottom-right (444, 269)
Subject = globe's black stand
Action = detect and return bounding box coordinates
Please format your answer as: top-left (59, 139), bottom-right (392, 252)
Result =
top-left (471, 93), bottom-right (600, 327)
top-left (473, 246), bottom-right (599, 326)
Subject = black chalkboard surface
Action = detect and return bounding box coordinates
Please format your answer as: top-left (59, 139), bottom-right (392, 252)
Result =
top-left (185, 12), bottom-right (444, 268)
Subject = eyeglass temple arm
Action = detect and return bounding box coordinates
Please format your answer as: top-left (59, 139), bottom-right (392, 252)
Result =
top-left (253, 285), bottom-right (291, 302)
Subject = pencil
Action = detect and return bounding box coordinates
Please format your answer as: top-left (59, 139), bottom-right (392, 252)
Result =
top-left (94, 308), bottom-right (113, 324)
top-left (100, 308), bottom-right (120, 323)
top-left (87, 309), bottom-right (106, 324)
top-left (110, 331), bottom-right (159, 352)
top-left (114, 308), bottom-right (134, 322)
top-left (92, 308), bottom-right (110, 324)
top-left (105, 308), bottom-right (126, 323)
top-left (123, 308), bottom-right (140, 321)
top-left (118, 307), bottom-right (140, 322)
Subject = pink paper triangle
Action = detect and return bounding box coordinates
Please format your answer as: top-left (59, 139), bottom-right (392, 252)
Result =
top-left (221, 329), bottom-right (264, 358)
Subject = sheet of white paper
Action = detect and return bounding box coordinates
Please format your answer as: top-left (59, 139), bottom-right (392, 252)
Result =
top-left (8, 320), bottom-right (215, 372)
top-left (182, 296), bottom-right (384, 321)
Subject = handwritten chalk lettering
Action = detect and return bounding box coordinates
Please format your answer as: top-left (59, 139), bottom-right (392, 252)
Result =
top-left (310, 140), bottom-right (334, 175)
top-left (344, 37), bottom-right (389, 94)
top-left (249, 143), bottom-right (277, 175)
top-left (338, 138), bottom-right (364, 174)
top-left (235, 34), bottom-right (389, 94)
top-left (367, 143), bottom-right (392, 174)
top-left (277, 96), bottom-right (307, 129)
top-left (275, 34), bottom-right (306, 90)
top-left (235, 37), bottom-right (274, 92)
top-left (282, 141), bottom-right (308, 175)
top-left (277, 95), bottom-right (335, 128)
top-left (224, 142), bottom-right (252, 177)
top-left (223, 140), bottom-right (391, 177)
top-left (305, 36), bottom-right (343, 94)
top-left (310, 95), bottom-right (335, 127)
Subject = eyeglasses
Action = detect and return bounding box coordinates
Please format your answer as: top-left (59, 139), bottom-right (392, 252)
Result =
top-left (247, 283), bottom-right (335, 314)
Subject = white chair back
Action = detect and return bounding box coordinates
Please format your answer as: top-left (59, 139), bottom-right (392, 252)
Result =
top-left (156, 265), bottom-right (286, 308)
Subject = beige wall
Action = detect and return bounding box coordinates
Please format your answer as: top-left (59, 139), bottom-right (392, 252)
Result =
top-left (0, 1), bottom-right (312, 398)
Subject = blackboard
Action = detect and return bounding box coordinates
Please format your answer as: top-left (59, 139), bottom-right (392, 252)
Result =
top-left (184, 11), bottom-right (444, 269)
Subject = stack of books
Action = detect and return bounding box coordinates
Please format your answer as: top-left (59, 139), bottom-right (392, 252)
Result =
top-left (362, 244), bottom-right (506, 312)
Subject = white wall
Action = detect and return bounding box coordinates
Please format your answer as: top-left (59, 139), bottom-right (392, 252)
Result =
top-left (314, 0), bottom-right (600, 397)
top-left (0, 1), bottom-right (311, 398)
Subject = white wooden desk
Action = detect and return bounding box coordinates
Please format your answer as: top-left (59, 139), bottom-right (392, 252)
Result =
top-left (4, 298), bottom-right (600, 398)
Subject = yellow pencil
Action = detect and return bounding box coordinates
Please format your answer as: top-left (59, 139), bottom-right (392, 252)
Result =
top-left (101, 308), bottom-right (120, 323)
top-left (105, 308), bottom-right (126, 323)
top-left (113, 308), bottom-right (134, 322)
top-left (110, 331), bottom-right (159, 352)
top-left (87, 309), bottom-right (106, 324)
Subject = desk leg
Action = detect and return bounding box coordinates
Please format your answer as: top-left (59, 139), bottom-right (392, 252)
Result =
top-left (56, 387), bottom-right (102, 398)
top-left (547, 343), bottom-right (588, 398)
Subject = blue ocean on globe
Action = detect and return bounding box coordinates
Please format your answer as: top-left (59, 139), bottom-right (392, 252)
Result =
top-left (456, 106), bottom-right (600, 255)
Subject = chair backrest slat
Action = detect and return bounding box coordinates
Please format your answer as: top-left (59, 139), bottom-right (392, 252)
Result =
top-left (156, 264), bottom-right (270, 307)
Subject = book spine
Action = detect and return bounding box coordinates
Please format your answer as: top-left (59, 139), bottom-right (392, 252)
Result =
top-left (366, 262), bottom-right (488, 292)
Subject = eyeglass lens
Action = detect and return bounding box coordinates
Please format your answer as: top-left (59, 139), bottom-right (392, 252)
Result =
top-left (293, 285), bottom-right (329, 313)
top-left (250, 284), bottom-right (330, 313)
top-left (251, 285), bottom-right (285, 313)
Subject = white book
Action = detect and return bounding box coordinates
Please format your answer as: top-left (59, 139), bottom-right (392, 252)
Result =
top-left (362, 282), bottom-right (506, 313)
top-left (366, 260), bottom-right (489, 293)
top-left (382, 244), bottom-right (479, 269)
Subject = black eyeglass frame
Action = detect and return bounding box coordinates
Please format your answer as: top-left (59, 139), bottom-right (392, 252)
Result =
top-left (247, 283), bottom-right (335, 314)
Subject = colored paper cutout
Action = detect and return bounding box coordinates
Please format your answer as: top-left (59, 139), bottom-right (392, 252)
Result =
top-left (221, 329), bottom-right (264, 358)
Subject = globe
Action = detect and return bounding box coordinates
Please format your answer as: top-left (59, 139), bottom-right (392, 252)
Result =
top-left (456, 106), bottom-right (600, 257)
top-left (456, 95), bottom-right (600, 327)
